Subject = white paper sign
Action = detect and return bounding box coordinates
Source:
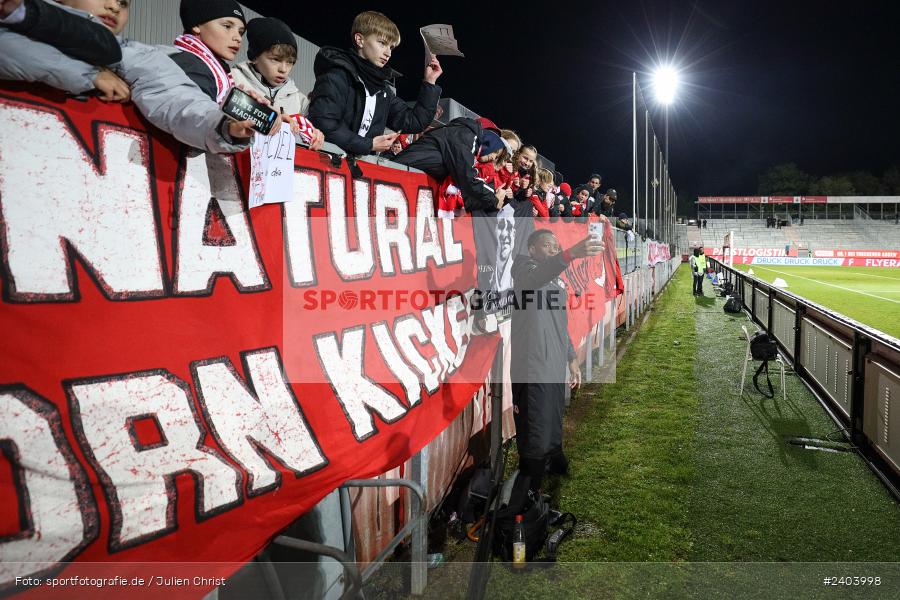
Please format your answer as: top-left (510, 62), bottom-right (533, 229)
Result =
top-left (419, 24), bottom-right (465, 59)
top-left (249, 123), bottom-right (295, 209)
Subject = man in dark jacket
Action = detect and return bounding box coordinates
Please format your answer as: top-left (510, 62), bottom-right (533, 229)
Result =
top-left (510, 229), bottom-right (603, 491)
top-left (307, 11), bottom-right (442, 156)
top-left (585, 173), bottom-right (603, 209)
top-left (393, 117), bottom-right (506, 213)
top-left (593, 188), bottom-right (618, 218)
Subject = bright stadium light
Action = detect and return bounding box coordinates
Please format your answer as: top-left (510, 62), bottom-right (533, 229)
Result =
top-left (653, 66), bottom-right (679, 105)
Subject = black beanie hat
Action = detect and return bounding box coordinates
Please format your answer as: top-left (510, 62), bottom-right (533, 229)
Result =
top-left (180, 0), bottom-right (246, 31)
top-left (247, 18), bottom-right (297, 60)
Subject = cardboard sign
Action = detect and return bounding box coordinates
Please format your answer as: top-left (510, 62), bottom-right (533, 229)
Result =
top-left (419, 24), bottom-right (465, 58)
top-left (249, 122), bottom-right (295, 208)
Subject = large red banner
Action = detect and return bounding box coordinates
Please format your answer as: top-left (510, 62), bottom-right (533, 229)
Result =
top-left (0, 87), bottom-right (621, 597)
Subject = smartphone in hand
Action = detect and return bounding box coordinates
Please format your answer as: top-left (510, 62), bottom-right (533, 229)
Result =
top-left (221, 88), bottom-right (278, 135)
top-left (588, 221), bottom-right (604, 240)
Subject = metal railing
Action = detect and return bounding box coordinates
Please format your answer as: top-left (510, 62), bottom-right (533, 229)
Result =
top-left (710, 258), bottom-right (900, 499)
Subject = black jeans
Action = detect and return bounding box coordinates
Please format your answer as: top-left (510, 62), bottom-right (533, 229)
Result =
top-left (693, 272), bottom-right (704, 294)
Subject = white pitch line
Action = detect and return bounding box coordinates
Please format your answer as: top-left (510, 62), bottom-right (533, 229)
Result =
top-left (835, 269), bottom-right (900, 282)
top-left (751, 266), bottom-right (900, 305)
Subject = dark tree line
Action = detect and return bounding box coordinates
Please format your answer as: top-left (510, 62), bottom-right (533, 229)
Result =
top-left (757, 163), bottom-right (900, 196)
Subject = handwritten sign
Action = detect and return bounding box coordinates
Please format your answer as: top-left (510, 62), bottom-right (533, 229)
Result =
top-left (419, 24), bottom-right (465, 59)
top-left (249, 123), bottom-right (295, 209)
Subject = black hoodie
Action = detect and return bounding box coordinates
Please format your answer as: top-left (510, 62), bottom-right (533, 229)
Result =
top-left (307, 46), bottom-right (441, 155)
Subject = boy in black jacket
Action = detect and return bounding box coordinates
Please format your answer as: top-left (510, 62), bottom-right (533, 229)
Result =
top-left (308, 10), bottom-right (442, 156)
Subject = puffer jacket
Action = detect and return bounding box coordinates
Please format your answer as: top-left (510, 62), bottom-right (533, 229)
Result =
top-left (231, 61), bottom-right (309, 115)
top-left (0, 2), bottom-right (248, 153)
top-left (308, 46), bottom-right (441, 155)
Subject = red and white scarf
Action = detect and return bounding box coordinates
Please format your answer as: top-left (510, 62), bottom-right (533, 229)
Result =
top-left (174, 34), bottom-right (233, 104)
top-left (288, 114), bottom-right (317, 146)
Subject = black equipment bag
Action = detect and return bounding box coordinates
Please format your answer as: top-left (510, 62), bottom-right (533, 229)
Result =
top-left (750, 331), bottom-right (778, 361)
top-left (458, 462), bottom-right (493, 523)
top-left (722, 281), bottom-right (734, 294)
top-left (749, 331), bottom-right (779, 398)
top-left (723, 295), bottom-right (742, 313)
top-left (491, 475), bottom-right (550, 562)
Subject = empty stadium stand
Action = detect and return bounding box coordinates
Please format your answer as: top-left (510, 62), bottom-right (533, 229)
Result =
top-left (699, 218), bottom-right (900, 251)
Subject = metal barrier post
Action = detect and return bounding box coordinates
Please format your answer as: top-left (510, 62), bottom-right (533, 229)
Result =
top-left (586, 324), bottom-right (594, 381)
top-left (598, 314), bottom-right (605, 367)
top-left (850, 332), bottom-right (870, 446)
top-left (409, 449), bottom-right (428, 595)
top-left (607, 299), bottom-right (616, 352)
top-left (490, 342), bottom-right (504, 472)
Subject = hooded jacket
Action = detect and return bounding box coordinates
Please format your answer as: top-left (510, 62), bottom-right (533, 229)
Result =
top-left (231, 60), bottom-right (309, 115)
top-left (392, 117), bottom-right (500, 214)
top-left (307, 46), bottom-right (441, 155)
top-left (0, 2), bottom-right (248, 154)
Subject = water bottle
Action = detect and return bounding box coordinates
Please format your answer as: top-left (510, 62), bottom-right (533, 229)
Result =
top-left (512, 514), bottom-right (526, 567)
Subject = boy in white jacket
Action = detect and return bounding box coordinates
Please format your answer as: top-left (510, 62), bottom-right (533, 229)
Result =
top-left (231, 17), bottom-right (323, 148)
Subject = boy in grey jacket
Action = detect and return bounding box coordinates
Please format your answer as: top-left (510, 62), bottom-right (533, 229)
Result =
top-left (0, 0), bottom-right (260, 154)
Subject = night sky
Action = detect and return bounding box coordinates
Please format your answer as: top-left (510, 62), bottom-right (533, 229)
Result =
top-left (244, 0), bottom-right (900, 215)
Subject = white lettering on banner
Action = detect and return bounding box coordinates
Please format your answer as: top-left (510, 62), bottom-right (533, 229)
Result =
top-left (313, 327), bottom-right (408, 441)
top-left (422, 305), bottom-right (457, 379)
top-left (372, 322), bottom-right (424, 407)
top-left (67, 372), bottom-right (242, 550)
top-left (394, 315), bottom-right (442, 394)
top-left (283, 169), bottom-right (323, 287)
top-left (249, 124), bottom-right (296, 209)
top-left (327, 175), bottom-right (376, 280)
top-left (375, 183), bottom-right (415, 275)
top-left (816, 249), bottom-right (900, 259)
top-left (192, 349), bottom-right (327, 497)
top-left (446, 292), bottom-right (474, 369)
top-left (0, 102), bottom-right (165, 301)
top-left (750, 256), bottom-right (844, 266)
top-left (440, 201), bottom-right (464, 264)
top-left (415, 189), bottom-right (445, 270)
top-left (174, 154), bottom-right (270, 295)
top-left (0, 389), bottom-right (98, 587)
top-left (865, 259), bottom-right (900, 268)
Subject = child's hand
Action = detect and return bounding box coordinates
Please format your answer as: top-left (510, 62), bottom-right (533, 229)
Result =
top-left (267, 112), bottom-right (283, 136)
top-left (227, 119), bottom-right (256, 140)
top-left (372, 132), bottom-right (400, 153)
top-left (424, 55), bottom-right (442, 84)
top-left (94, 69), bottom-right (130, 103)
top-left (494, 186), bottom-right (507, 209)
top-left (309, 128), bottom-right (325, 151)
top-left (0, 0), bottom-right (23, 18)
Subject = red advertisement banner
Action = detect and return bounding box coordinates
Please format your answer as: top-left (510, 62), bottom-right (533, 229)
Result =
top-left (0, 87), bottom-right (621, 597)
top-left (697, 196), bottom-right (828, 204)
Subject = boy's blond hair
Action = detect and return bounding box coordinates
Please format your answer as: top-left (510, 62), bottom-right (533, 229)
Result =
top-left (537, 168), bottom-right (554, 186)
top-left (351, 11), bottom-right (401, 47)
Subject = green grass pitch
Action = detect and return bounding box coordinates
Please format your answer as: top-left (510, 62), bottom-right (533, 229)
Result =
top-left (733, 265), bottom-right (900, 338)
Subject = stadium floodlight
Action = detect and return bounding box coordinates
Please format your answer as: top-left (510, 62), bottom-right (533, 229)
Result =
top-left (653, 66), bottom-right (679, 105)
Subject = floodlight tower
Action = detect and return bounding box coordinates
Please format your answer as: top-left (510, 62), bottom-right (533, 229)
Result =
top-left (653, 66), bottom-right (678, 243)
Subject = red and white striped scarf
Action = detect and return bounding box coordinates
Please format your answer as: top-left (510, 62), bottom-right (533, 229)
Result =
top-left (174, 34), bottom-right (233, 104)
top-left (288, 114), bottom-right (316, 146)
